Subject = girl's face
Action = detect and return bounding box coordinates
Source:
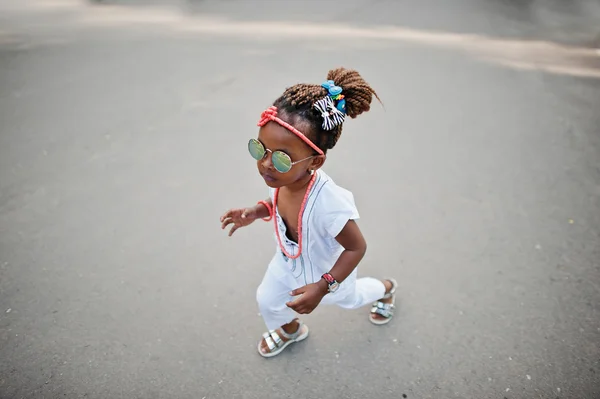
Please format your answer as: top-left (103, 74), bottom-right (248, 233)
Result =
top-left (252, 122), bottom-right (324, 188)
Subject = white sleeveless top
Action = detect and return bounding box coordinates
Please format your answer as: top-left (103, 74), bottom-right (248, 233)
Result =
top-left (267, 170), bottom-right (360, 295)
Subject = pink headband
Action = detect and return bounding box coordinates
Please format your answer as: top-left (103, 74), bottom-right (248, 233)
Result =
top-left (257, 106), bottom-right (325, 156)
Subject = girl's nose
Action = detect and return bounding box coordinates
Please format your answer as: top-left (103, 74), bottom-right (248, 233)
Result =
top-left (261, 151), bottom-right (273, 169)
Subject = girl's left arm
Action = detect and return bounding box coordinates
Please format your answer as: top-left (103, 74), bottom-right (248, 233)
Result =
top-left (315, 220), bottom-right (367, 292)
top-left (286, 220), bottom-right (367, 314)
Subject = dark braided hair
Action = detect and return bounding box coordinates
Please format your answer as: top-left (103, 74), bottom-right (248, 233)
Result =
top-left (272, 67), bottom-right (381, 153)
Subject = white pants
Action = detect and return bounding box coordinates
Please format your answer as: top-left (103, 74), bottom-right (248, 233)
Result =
top-left (256, 253), bottom-right (386, 330)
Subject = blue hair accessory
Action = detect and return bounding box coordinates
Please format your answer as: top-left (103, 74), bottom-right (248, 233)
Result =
top-left (336, 98), bottom-right (346, 113)
top-left (320, 80), bottom-right (346, 114)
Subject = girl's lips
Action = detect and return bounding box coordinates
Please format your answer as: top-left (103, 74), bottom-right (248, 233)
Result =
top-left (262, 173), bottom-right (277, 182)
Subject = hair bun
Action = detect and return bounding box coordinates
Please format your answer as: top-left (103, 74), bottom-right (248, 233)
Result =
top-left (326, 68), bottom-right (380, 119)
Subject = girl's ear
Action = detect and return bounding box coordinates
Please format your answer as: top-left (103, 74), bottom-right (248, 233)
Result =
top-left (309, 154), bottom-right (326, 172)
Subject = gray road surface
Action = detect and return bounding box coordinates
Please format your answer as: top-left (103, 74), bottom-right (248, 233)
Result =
top-left (1, 1), bottom-right (599, 398)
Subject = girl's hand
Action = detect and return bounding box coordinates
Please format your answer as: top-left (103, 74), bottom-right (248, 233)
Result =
top-left (220, 207), bottom-right (258, 236)
top-left (285, 281), bottom-right (328, 314)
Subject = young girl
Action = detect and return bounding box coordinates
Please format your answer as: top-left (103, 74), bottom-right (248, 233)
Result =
top-left (220, 67), bottom-right (397, 358)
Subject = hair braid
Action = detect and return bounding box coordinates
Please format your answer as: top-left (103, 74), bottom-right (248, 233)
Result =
top-left (282, 84), bottom-right (327, 107)
top-left (272, 67), bottom-right (380, 153)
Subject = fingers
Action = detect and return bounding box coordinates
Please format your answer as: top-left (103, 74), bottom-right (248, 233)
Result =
top-left (287, 304), bottom-right (308, 314)
top-left (221, 208), bottom-right (253, 231)
top-left (221, 208), bottom-right (252, 222)
top-left (228, 225), bottom-right (239, 237)
top-left (289, 286), bottom-right (307, 297)
top-left (285, 297), bottom-right (301, 310)
top-left (294, 305), bottom-right (310, 314)
top-left (286, 286), bottom-right (308, 310)
top-left (286, 295), bottom-right (306, 310)
top-left (285, 300), bottom-right (313, 314)
top-left (221, 217), bottom-right (234, 230)
top-left (220, 209), bottom-right (234, 223)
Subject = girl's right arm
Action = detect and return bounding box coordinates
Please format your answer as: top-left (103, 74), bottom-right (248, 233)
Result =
top-left (220, 198), bottom-right (273, 236)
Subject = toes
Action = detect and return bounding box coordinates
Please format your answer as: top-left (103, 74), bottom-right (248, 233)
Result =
top-left (259, 340), bottom-right (269, 354)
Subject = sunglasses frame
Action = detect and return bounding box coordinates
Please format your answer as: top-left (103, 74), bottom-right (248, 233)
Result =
top-left (248, 138), bottom-right (317, 173)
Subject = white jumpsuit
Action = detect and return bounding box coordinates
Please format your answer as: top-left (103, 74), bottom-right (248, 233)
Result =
top-left (256, 170), bottom-right (386, 330)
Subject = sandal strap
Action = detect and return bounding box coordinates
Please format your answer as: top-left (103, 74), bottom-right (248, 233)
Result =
top-left (263, 330), bottom-right (285, 351)
top-left (270, 331), bottom-right (283, 346)
top-left (278, 321), bottom-right (304, 340)
top-left (382, 278), bottom-right (398, 299)
top-left (264, 335), bottom-right (277, 351)
top-left (261, 320), bottom-right (305, 355)
top-left (371, 301), bottom-right (395, 318)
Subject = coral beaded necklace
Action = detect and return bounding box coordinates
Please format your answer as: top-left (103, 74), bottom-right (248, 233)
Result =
top-left (272, 173), bottom-right (317, 259)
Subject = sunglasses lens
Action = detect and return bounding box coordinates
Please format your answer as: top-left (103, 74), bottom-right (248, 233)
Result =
top-left (272, 151), bottom-right (292, 173)
top-left (248, 139), bottom-right (265, 160)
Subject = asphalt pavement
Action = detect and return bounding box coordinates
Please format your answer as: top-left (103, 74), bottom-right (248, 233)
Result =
top-left (1, 1), bottom-right (599, 398)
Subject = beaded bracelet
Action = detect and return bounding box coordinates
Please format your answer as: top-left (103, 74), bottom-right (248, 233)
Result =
top-left (257, 200), bottom-right (273, 222)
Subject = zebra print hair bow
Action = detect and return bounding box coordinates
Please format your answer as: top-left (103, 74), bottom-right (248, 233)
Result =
top-left (313, 96), bottom-right (346, 131)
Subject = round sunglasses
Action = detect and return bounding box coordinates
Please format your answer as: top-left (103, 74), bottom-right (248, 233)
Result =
top-left (248, 138), bottom-right (316, 173)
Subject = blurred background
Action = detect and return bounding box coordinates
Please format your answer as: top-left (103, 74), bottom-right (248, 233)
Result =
top-left (1, 0), bottom-right (599, 398)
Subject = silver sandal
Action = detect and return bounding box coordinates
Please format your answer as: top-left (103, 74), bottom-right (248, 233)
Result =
top-left (369, 278), bottom-right (398, 325)
top-left (257, 320), bottom-right (309, 358)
